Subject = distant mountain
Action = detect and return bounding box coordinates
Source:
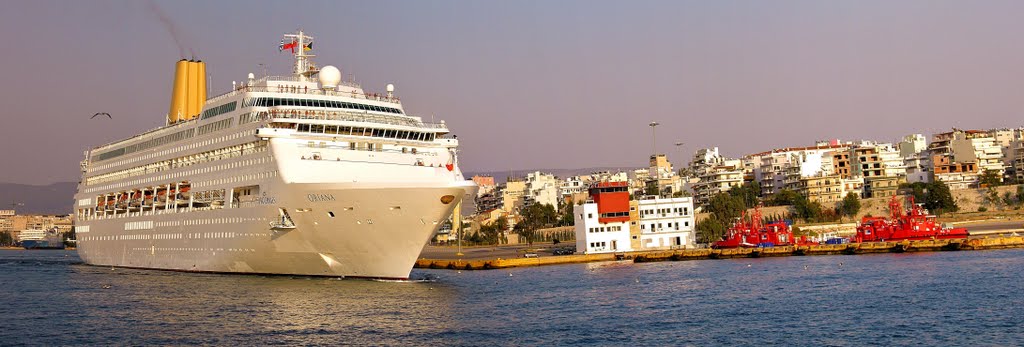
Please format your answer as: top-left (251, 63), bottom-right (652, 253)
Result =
top-left (0, 182), bottom-right (77, 215)
top-left (464, 167), bottom-right (639, 184)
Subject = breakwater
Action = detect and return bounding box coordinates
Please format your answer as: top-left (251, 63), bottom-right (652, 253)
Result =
top-left (416, 235), bottom-right (1024, 270)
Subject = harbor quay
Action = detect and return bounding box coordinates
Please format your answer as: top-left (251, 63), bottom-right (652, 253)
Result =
top-left (417, 234), bottom-right (1024, 270)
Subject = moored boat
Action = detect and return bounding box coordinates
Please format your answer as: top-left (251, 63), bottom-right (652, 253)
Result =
top-left (853, 195), bottom-right (969, 242)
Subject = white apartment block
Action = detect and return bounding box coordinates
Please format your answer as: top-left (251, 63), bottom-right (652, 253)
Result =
top-left (524, 171), bottom-right (560, 208)
top-left (635, 197), bottom-right (696, 250)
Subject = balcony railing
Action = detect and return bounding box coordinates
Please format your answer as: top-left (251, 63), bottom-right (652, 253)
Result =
top-left (208, 77), bottom-right (399, 105)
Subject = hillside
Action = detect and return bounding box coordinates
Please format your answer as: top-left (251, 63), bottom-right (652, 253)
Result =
top-left (0, 182), bottom-right (77, 215)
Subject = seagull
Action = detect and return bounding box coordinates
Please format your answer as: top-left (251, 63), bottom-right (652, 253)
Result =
top-left (91, 112), bottom-right (112, 119)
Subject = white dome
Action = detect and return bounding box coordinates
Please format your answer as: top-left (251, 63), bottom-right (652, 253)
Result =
top-left (319, 65), bottom-right (341, 89)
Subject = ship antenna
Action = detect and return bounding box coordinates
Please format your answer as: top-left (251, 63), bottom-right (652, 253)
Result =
top-left (283, 29), bottom-right (318, 81)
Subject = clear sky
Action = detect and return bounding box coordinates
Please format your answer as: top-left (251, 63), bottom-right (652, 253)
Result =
top-left (2, 0), bottom-right (1023, 184)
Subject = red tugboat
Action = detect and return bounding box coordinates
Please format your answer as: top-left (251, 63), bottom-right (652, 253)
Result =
top-left (853, 195), bottom-right (969, 242)
top-left (712, 206), bottom-right (809, 248)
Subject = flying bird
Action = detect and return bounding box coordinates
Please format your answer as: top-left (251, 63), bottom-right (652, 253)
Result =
top-left (91, 112), bottom-right (112, 119)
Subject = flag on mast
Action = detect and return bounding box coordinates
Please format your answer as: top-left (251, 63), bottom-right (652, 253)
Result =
top-left (280, 40), bottom-right (297, 53)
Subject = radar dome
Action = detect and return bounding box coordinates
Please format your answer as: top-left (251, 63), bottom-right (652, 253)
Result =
top-left (319, 65), bottom-right (341, 89)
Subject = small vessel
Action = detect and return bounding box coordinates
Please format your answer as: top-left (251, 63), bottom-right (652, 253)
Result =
top-left (19, 229), bottom-right (66, 250)
top-left (711, 207), bottom-right (802, 248)
top-left (853, 195), bottom-right (969, 242)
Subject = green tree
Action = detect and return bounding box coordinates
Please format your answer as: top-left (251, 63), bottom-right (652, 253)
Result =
top-left (838, 193), bottom-right (861, 219)
top-left (516, 203), bottom-right (557, 245)
top-left (985, 187), bottom-right (1001, 209)
top-left (792, 194), bottom-right (824, 222)
top-left (979, 169), bottom-right (1002, 187)
top-left (924, 181), bottom-right (958, 215)
top-left (1002, 192), bottom-right (1017, 208)
top-left (706, 192), bottom-right (746, 222)
top-left (695, 217), bottom-right (728, 244)
top-left (903, 182), bottom-right (928, 204)
top-left (768, 189), bottom-right (801, 206)
top-left (644, 182), bottom-right (659, 197)
top-left (0, 231), bottom-right (12, 246)
top-left (556, 199), bottom-right (575, 226)
top-left (728, 181), bottom-right (761, 208)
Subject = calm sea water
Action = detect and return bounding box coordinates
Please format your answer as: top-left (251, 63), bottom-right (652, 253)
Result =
top-left (1, 249), bottom-right (1022, 346)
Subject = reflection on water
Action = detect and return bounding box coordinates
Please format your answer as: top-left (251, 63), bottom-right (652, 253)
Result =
top-left (2, 249), bottom-right (1024, 345)
top-left (0, 250), bottom-right (455, 345)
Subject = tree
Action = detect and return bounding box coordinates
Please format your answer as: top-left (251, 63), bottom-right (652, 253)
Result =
top-left (985, 187), bottom-right (1001, 209)
top-left (516, 203), bottom-right (557, 245)
top-left (695, 218), bottom-right (727, 244)
top-left (556, 199), bottom-right (575, 226)
top-left (767, 189), bottom-right (801, 206)
top-left (0, 231), bottom-right (12, 246)
top-left (728, 181), bottom-right (761, 208)
top-left (1002, 192), bottom-right (1017, 208)
top-left (644, 183), bottom-right (659, 197)
top-left (903, 182), bottom-right (928, 204)
top-left (980, 169), bottom-right (1002, 187)
top-left (924, 181), bottom-right (958, 215)
top-left (792, 194), bottom-right (824, 222)
top-left (695, 191), bottom-right (746, 244)
top-left (838, 193), bottom-right (861, 219)
top-left (705, 192), bottom-right (745, 222)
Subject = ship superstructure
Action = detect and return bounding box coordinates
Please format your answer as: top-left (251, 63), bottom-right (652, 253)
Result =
top-left (72, 31), bottom-right (475, 279)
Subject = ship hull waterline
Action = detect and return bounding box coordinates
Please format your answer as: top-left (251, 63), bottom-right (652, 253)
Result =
top-left (76, 183), bottom-right (470, 280)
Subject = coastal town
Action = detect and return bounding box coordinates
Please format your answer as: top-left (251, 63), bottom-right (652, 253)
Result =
top-left (3, 126), bottom-right (1023, 256)
top-left (443, 126), bottom-right (1024, 257)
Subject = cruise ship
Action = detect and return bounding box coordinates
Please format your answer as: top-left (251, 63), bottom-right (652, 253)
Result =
top-left (73, 31), bottom-right (475, 279)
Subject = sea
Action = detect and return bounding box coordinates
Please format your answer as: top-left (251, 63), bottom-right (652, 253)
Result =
top-left (1, 249), bottom-right (1022, 346)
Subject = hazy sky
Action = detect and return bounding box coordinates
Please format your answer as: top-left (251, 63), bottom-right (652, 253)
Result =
top-left (2, 0), bottom-right (1023, 185)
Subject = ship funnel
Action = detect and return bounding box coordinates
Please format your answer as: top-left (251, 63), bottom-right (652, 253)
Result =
top-left (189, 60), bottom-right (207, 120)
top-left (167, 59), bottom-right (209, 124)
top-left (168, 59), bottom-right (190, 124)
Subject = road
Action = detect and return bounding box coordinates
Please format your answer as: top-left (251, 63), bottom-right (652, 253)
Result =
top-left (959, 219), bottom-right (1024, 238)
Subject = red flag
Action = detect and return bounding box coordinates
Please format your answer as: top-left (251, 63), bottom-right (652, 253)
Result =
top-left (281, 41), bottom-right (297, 53)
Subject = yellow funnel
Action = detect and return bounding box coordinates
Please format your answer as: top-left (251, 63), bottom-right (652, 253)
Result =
top-left (186, 60), bottom-right (200, 120)
top-left (167, 59), bottom-right (189, 124)
top-left (196, 60), bottom-right (206, 118)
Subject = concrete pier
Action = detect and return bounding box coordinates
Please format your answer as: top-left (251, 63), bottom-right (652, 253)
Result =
top-left (416, 236), bottom-right (1024, 270)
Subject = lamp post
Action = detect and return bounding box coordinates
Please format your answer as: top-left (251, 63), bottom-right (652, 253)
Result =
top-left (675, 142), bottom-right (685, 164)
top-left (649, 121), bottom-right (660, 156)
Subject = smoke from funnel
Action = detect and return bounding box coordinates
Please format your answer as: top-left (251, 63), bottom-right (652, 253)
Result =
top-left (146, 0), bottom-right (190, 58)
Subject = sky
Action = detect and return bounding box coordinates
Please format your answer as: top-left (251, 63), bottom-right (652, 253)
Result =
top-left (2, 0), bottom-right (1024, 185)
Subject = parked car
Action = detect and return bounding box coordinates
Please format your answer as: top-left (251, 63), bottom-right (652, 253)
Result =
top-left (523, 253), bottom-right (538, 258)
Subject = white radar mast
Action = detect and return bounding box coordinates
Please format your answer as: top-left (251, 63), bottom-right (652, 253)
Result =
top-left (283, 30), bottom-right (318, 81)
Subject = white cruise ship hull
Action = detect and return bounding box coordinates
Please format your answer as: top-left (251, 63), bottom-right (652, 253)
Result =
top-left (77, 182), bottom-right (471, 279)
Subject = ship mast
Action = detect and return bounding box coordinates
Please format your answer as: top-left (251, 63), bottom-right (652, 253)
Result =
top-left (283, 30), bottom-right (318, 81)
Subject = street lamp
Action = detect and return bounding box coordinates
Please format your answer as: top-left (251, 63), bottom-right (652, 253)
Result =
top-left (649, 121), bottom-right (660, 156)
top-left (675, 142), bottom-right (685, 162)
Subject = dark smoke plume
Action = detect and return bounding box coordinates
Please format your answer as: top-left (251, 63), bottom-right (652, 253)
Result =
top-left (146, 0), bottom-right (193, 58)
